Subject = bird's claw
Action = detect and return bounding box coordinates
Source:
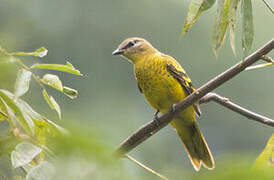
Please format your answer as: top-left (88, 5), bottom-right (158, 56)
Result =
top-left (153, 110), bottom-right (160, 128)
top-left (169, 104), bottom-right (176, 113)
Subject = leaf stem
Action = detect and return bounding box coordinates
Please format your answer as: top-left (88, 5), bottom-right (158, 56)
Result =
top-left (124, 154), bottom-right (169, 180)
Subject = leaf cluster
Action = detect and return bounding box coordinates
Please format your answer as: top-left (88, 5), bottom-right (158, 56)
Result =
top-left (0, 46), bottom-right (81, 179)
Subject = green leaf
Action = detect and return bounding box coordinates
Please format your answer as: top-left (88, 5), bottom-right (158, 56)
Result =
top-left (0, 110), bottom-right (8, 120)
top-left (0, 90), bottom-right (34, 134)
top-left (212, 0), bottom-right (230, 57)
top-left (241, 0), bottom-right (254, 57)
top-left (182, 0), bottom-right (216, 36)
top-left (31, 61), bottom-right (82, 76)
top-left (11, 142), bottom-right (42, 168)
top-left (14, 98), bottom-right (67, 145)
top-left (229, 0), bottom-right (241, 56)
top-left (63, 86), bottom-right (78, 99)
top-left (26, 161), bottom-right (55, 180)
top-left (41, 74), bottom-right (63, 91)
top-left (245, 62), bottom-right (274, 71)
top-left (14, 69), bottom-right (32, 98)
top-left (16, 99), bottom-right (44, 122)
top-left (253, 134), bottom-right (274, 170)
top-left (42, 90), bottom-right (61, 119)
top-left (11, 47), bottom-right (48, 58)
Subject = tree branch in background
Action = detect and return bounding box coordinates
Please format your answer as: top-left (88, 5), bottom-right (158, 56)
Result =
top-left (125, 154), bottom-right (169, 180)
top-left (262, 0), bottom-right (274, 14)
top-left (200, 93), bottom-right (274, 126)
top-left (114, 38), bottom-right (274, 157)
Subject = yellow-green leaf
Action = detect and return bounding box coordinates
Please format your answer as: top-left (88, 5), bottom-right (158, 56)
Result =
top-left (14, 69), bottom-right (32, 98)
top-left (31, 61), bottom-right (82, 76)
top-left (11, 47), bottom-right (48, 58)
top-left (0, 110), bottom-right (8, 121)
top-left (229, 0), bottom-right (241, 56)
top-left (241, 0), bottom-right (254, 57)
top-left (245, 62), bottom-right (274, 71)
top-left (182, 0), bottom-right (216, 36)
top-left (0, 90), bottom-right (34, 134)
top-left (253, 134), bottom-right (274, 170)
top-left (212, 0), bottom-right (230, 57)
top-left (41, 74), bottom-right (63, 91)
top-left (11, 142), bottom-right (42, 168)
top-left (42, 89), bottom-right (61, 119)
top-left (63, 86), bottom-right (78, 99)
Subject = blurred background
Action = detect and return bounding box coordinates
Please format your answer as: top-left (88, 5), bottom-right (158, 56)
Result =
top-left (0, 0), bottom-right (273, 179)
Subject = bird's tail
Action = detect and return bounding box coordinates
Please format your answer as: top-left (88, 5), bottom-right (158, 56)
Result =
top-left (170, 118), bottom-right (215, 171)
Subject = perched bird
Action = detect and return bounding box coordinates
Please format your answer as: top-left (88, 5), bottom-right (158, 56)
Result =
top-left (112, 37), bottom-right (214, 171)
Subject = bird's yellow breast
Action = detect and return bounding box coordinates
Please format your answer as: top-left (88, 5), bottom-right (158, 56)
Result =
top-left (134, 53), bottom-right (187, 112)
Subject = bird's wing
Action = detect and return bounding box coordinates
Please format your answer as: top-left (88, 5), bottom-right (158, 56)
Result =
top-left (137, 83), bottom-right (143, 93)
top-left (166, 63), bottom-right (202, 117)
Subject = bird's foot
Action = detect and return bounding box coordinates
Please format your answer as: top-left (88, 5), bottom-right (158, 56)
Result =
top-left (153, 110), bottom-right (160, 128)
top-left (169, 104), bottom-right (176, 113)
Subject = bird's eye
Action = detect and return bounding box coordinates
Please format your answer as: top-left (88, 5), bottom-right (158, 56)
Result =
top-left (128, 40), bottom-right (135, 47)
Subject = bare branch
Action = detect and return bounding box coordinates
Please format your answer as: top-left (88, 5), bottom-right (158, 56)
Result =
top-left (200, 93), bottom-right (274, 126)
top-left (114, 38), bottom-right (274, 157)
top-left (262, 0), bottom-right (274, 14)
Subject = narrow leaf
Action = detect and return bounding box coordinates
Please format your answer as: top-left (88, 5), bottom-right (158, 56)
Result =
top-left (11, 142), bottom-right (42, 168)
top-left (229, 0), bottom-right (241, 56)
top-left (14, 69), bottom-right (32, 98)
top-left (31, 61), bottom-right (82, 76)
top-left (241, 0), bottom-right (254, 57)
top-left (42, 90), bottom-right (61, 119)
top-left (182, 0), bottom-right (216, 36)
top-left (253, 134), bottom-right (274, 170)
top-left (17, 99), bottom-right (44, 121)
top-left (11, 47), bottom-right (48, 58)
top-left (0, 110), bottom-right (8, 120)
top-left (245, 62), bottom-right (274, 71)
top-left (212, 0), bottom-right (230, 57)
top-left (0, 90), bottom-right (34, 134)
top-left (26, 161), bottom-right (55, 180)
top-left (41, 74), bottom-right (63, 91)
top-left (63, 86), bottom-right (78, 99)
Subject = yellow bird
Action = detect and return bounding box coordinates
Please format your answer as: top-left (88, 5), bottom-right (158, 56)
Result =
top-left (112, 37), bottom-right (214, 171)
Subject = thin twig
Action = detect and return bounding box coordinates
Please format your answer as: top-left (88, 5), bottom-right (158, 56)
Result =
top-left (114, 38), bottom-right (274, 157)
top-left (200, 93), bottom-right (274, 126)
top-left (260, 55), bottom-right (274, 63)
top-left (124, 154), bottom-right (169, 180)
top-left (262, 0), bottom-right (274, 14)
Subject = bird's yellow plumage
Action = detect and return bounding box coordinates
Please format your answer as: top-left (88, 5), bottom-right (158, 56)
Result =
top-left (113, 37), bottom-right (214, 171)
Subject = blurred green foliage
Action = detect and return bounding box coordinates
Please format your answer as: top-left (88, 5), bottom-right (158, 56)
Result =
top-left (0, 0), bottom-right (273, 179)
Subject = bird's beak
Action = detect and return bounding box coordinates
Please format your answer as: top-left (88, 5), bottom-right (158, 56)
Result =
top-left (112, 48), bottom-right (124, 55)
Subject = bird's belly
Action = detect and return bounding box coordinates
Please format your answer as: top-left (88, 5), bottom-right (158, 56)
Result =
top-left (139, 75), bottom-right (187, 112)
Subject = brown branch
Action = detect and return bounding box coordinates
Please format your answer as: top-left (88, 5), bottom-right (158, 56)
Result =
top-left (200, 93), bottom-right (274, 126)
top-left (114, 38), bottom-right (274, 157)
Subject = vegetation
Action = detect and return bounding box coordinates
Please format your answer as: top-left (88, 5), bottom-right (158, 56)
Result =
top-left (0, 0), bottom-right (273, 179)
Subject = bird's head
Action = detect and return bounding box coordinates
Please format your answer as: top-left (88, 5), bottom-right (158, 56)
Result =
top-left (112, 37), bottom-right (157, 63)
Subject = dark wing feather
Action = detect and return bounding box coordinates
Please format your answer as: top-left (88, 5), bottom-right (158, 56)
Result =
top-left (166, 64), bottom-right (201, 117)
top-left (137, 83), bottom-right (143, 93)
